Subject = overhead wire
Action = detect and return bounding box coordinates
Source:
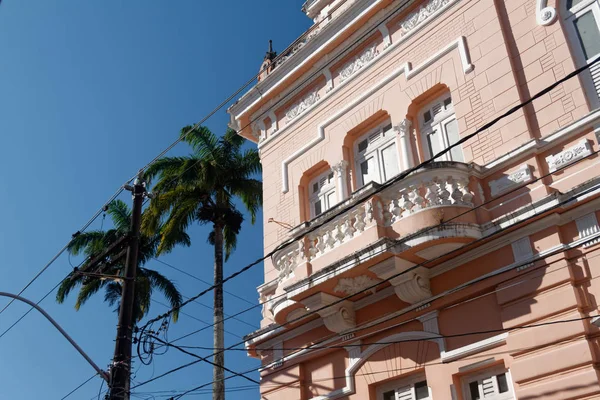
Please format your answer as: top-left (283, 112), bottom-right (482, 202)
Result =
top-left (146, 146), bottom-right (600, 350)
top-left (132, 205), bottom-right (600, 392)
top-left (139, 51), bottom-right (600, 330)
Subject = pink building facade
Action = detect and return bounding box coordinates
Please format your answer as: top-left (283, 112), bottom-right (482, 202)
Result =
top-left (227, 0), bottom-right (600, 398)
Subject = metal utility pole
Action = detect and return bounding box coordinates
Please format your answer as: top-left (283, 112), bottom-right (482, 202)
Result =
top-left (108, 174), bottom-right (147, 400)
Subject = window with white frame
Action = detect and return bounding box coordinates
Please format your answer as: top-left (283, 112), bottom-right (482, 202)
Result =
top-left (309, 170), bottom-right (336, 217)
top-left (463, 368), bottom-right (515, 400)
top-left (563, 0), bottom-right (600, 107)
top-left (420, 95), bottom-right (464, 163)
top-left (355, 122), bottom-right (400, 188)
top-left (377, 374), bottom-right (431, 400)
top-left (576, 212), bottom-right (600, 246)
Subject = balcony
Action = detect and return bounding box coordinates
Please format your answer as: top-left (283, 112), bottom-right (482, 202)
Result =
top-left (268, 162), bottom-right (482, 325)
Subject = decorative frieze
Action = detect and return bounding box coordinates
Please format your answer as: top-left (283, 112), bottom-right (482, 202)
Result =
top-left (545, 139), bottom-right (592, 172)
top-left (285, 91), bottom-right (320, 122)
top-left (488, 164), bottom-right (532, 197)
top-left (339, 45), bottom-right (379, 83)
top-left (334, 275), bottom-right (381, 296)
top-left (399, 0), bottom-right (451, 36)
top-left (275, 28), bottom-right (321, 69)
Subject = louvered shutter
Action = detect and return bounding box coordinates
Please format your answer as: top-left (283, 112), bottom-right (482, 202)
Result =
top-left (591, 61), bottom-right (600, 100)
top-left (576, 213), bottom-right (600, 245)
top-left (396, 385), bottom-right (415, 400)
top-left (481, 376), bottom-right (496, 397)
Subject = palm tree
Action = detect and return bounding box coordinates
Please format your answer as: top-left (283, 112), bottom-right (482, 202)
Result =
top-left (56, 200), bottom-right (184, 323)
top-left (143, 126), bottom-right (262, 400)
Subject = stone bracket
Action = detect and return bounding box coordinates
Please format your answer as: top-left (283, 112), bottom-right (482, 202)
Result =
top-left (370, 257), bottom-right (432, 304)
top-left (301, 292), bottom-right (356, 333)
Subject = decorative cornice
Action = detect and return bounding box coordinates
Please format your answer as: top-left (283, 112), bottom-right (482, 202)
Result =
top-left (536, 0), bottom-right (557, 26)
top-left (285, 91), bottom-right (320, 122)
top-left (334, 275), bottom-right (381, 296)
top-left (399, 0), bottom-right (451, 36)
top-left (339, 45), bottom-right (379, 83)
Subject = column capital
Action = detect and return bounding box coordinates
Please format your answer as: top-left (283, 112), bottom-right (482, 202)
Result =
top-left (331, 159), bottom-right (349, 174)
top-left (394, 119), bottom-right (412, 138)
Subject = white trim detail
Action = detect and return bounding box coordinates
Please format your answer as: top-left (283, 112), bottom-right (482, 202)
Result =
top-left (441, 332), bottom-right (508, 362)
top-left (546, 138), bottom-right (593, 172)
top-left (312, 331), bottom-right (442, 400)
top-left (489, 164), bottom-right (532, 197)
top-left (536, 0), bottom-right (557, 26)
top-left (280, 36), bottom-right (473, 192)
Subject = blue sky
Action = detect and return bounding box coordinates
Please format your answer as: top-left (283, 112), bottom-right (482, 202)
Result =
top-left (0, 1), bottom-right (310, 398)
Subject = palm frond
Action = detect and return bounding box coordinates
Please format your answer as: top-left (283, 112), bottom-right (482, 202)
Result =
top-left (107, 200), bottom-right (131, 232)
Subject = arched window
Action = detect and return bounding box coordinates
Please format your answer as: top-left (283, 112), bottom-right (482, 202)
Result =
top-left (309, 169), bottom-right (336, 217)
top-left (563, 0), bottom-right (600, 107)
top-left (354, 122), bottom-right (400, 187)
top-left (419, 94), bottom-right (464, 162)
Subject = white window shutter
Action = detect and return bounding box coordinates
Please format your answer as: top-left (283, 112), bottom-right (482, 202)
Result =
top-left (481, 376), bottom-right (496, 397)
top-left (397, 385), bottom-right (415, 400)
top-left (591, 62), bottom-right (600, 101)
top-left (576, 213), bottom-right (600, 245)
top-left (511, 237), bottom-right (533, 262)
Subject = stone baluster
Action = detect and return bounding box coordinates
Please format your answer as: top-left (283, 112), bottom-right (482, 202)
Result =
top-left (307, 234), bottom-right (318, 260)
top-left (424, 179), bottom-right (440, 207)
top-left (398, 188), bottom-right (414, 217)
top-left (436, 177), bottom-right (451, 205)
top-left (458, 178), bottom-right (474, 205)
top-left (410, 184), bottom-right (425, 210)
top-left (342, 214), bottom-right (356, 240)
top-left (353, 205), bottom-right (367, 232)
top-left (448, 177), bottom-right (463, 205)
top-left (334, 221), bottom-right (345, 246)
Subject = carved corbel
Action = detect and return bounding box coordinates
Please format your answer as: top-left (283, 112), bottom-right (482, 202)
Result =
top-left (301, 292), bottom-right (356, 333)
top-left (369, 257), bottom-right (432, 304)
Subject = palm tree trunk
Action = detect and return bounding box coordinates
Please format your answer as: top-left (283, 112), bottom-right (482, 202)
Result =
top-left (213, 223), bottom-right (225, 400)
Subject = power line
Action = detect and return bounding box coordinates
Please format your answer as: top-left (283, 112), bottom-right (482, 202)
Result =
top-left (132, 215), bottom-right (600, 392)
top-left (150, 147), bottom-right (600, 349)
top-left (134, 149), bottom-right (600, 387)
top-left (60, 372), bottom-right (100, 400)
top-left (152, 258), bottom-right (257, 309)
top-left (140, 53), bottom-right (600, 330)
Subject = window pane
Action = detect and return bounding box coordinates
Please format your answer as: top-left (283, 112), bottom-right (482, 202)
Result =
top-left (427, 128), bottom-right (444, 161)
top-left (444, 96), bottom-right (452, 109)
top-left (358, 139), bottom-right (369, 153)
top-left (444, 118), bottom-right (464, 162)
top-left (415, 380), bottom-right (429, 400)
top-left (568, 0), bottom-right (586, 9)
top-left (574, 11), bottom-right (600, 60)
top-left (424, 110), bottom-right (432, 123)
top-left (314, 199), bottom-right (322, 216)
top-left (360, 157), bottom-right (377, 186)
top-left (497, 373), bottom-right (509, 393)
top-left (469, 381), bottom-right (480, 400)
top-left (326, 191), bottom-right (336, 210)
top-left (383, 390), bottom-right (395, 400)
top-left (313, 182), bottom-right (319, 193)
top-left (381, 143), bottom-right (400, 181)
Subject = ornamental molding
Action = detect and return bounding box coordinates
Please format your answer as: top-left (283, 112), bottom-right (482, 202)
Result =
top-left (334, 275), bottom-right (381, 296)
top-left (275, 27), bottom-right (321, 69)
top-left (546, 139), bottom-right (592, 172)
top-left (536, 0), bottom-right (557, 26)
top-left (279, 36), bottom-right (473, 192)
top-left (399, 0), bottom-right (452, 36)
top-left (394, 119), bottom-right (412, 138)
top-left (285, 91), bottom-right (321, 122)
top-left (302, 292), bottom-right (356, 333)
top-left (488, 164), bottom-right (532, 197)
top-left (369, 259), bottom-right (432, 304)
top-left (339, 45), bottom-right (379, 83)
top-left (331, 159), bottom-right (349, 174)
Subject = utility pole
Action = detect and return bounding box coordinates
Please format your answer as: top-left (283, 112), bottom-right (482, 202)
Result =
top-left (108, 174), bottom-right (147, 400)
